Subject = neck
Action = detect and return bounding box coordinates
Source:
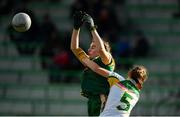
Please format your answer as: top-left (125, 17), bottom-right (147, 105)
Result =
top-left (130, 79), bottom-right (142, 90)
top-left (136, 83), bottom-right (142, 90)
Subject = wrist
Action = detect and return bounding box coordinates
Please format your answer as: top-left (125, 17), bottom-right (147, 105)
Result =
top-left (90, 25), bottom-right (97, 31)
top-left (108, 72), bottom-right (119, 78)
top-left (74, 27), bottom-right (80, 31)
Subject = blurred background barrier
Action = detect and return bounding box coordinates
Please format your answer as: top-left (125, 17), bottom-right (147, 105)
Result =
top-left (0, 0), bottom-right (180, 115)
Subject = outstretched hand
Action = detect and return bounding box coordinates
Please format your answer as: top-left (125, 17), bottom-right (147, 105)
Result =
top-left (73, 11), bottom-right (86, 30)
top-left (83, 13), bottom-right (97, 31)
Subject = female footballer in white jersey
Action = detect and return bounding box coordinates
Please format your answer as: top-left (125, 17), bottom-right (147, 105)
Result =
top-left (73, 47), bottom-right (148, 117)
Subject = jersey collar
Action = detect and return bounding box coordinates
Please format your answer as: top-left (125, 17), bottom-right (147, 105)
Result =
top-left (129, 79), bottom-right (140, 92)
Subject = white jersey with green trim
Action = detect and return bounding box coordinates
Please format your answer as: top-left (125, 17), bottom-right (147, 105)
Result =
top-left (100, 72), bottom-right (140, 117)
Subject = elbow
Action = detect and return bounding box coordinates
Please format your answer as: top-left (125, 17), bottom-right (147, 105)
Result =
top-left (71, 48), bottom-right (76, 54)
top-left (70, 43), bottom-right (78, 52)
top-left (70, 44), bottom-right (76, 52)
top-left (70, 44), bottom-right (76, 53)
top-left (71, 47), bottom-right (80, 54)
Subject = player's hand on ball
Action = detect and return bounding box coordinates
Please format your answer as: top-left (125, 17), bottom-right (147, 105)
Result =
top-left (83, 14), bottom-right (97, 31)
top-left (73, 11), bottom-right (85, 30)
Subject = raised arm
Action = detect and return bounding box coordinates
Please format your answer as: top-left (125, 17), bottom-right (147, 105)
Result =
top-left (70, 11), bottom-right (88, 65)
top-left (84, 14), bottom-right (111, 64)
top-left (92, 30), bottom-right (111, 64)
top-left (71, 28), bottom-right (89, 66)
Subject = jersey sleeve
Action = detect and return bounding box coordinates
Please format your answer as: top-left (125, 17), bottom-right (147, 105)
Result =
top-left (107, 57), bottom-right (115, 71)
top-left (108, 72), bottom-right (125, 81)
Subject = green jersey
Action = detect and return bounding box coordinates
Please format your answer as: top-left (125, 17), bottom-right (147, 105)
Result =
top-left (81, 57), bottom-right (115, 96)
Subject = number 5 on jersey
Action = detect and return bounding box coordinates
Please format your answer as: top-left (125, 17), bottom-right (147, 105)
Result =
top-left (117, 92), bottom-right (133, 111)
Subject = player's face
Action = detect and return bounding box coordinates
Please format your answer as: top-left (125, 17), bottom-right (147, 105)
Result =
top-left (88, 42), bottom-right (99, 58)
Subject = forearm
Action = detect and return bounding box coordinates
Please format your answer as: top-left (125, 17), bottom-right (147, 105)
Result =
top-left (91, 30), bottom-right (105, 50)
top-left (92, 30), bottom-right (111, 64)
top-left (70, 29), bottom-right (80, 50)
top-left (73, 48), bottom-right (110, 78)
top-left (82, 58), bottom-right (109, 77)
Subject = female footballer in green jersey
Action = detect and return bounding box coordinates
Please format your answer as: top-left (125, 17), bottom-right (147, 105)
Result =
top-left (71, 11), bottom-right (115, 116)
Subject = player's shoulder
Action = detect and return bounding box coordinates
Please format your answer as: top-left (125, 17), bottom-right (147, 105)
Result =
top-left (106, 55), bottom-right (116, 67)
top-left (108, 72), bottom-right (125, 81)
